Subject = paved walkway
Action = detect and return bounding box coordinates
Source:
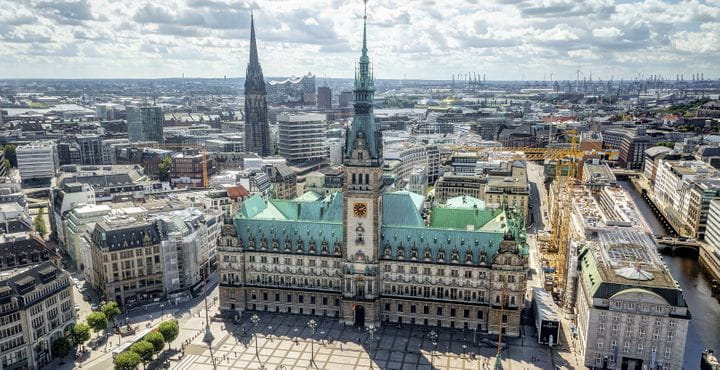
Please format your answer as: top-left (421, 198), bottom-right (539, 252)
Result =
top-left (170, 311), bottom-right (584, 370)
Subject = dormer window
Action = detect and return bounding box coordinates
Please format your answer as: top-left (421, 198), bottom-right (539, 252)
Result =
top-left (424, 249), bottom-right (432, 261)
top-left (437, 250), bottom-right (445, 262)
top-left (451, 249), bottom-right (459, 263)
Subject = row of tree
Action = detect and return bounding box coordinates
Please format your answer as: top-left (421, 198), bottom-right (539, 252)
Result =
top-left (49, 301), bottom-right (123, 359)
top-left (114, 320), bottom-right (179, 370)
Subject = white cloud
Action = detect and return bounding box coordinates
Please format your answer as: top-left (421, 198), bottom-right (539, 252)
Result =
top-left (592, 26), bottom-right (622, 38)
top-left (0, 0), bottom-right (716, 79)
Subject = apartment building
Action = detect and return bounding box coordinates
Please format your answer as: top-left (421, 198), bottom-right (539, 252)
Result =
top-left (0, 262), bottom-right (75, 369)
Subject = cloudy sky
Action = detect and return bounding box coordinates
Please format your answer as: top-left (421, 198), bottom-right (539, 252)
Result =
top-left (0, 0), bottom-right (718, 80)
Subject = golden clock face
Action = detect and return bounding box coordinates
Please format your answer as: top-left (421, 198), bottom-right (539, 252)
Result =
top-left (353, 202), bottom-right (368, 218)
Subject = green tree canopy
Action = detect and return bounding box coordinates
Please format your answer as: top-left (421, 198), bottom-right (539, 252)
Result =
top-left (51, 337), bottom-right (72, 358)
top-left (129, 340), bottom-right (155, 364)
top-left (158, 320), bottom-right (179, 349)
top-left (158, 156), bottom-right (172, 182)
top-left (34, 208), bottom-right (47, 237)
top-left (114, 350), bottom-right (141, 370)
top-left (1, 145), bottom-right (17, 167)
top-left (86, 311), bottom-right (108, 335)
top-left (73, 323), bottom-right (91, 346)
top-left (144, 331), bottom-right (165, 353)
top-left (101, 301), bottom-right (121, 324)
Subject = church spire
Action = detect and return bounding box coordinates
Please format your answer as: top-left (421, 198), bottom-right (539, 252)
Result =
top-left (244, 11), bottom-right (271, 157)
top-left (245, 11), bottom-right (265, 94)
top-left (249, 11), bottom-right (259, 66)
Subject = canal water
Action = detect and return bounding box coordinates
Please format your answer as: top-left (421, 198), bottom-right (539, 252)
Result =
top-left (620, 181), bottom-right (720, 369)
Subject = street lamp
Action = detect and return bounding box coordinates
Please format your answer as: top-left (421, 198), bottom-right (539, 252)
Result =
top-left (307, 319), bottom-right (317, 367)
top-left (251, 314), bottom-right (261, 363)
top-left (366, 325), bottom-right (377, 369)
top-left (429, 330), bottom-right (438, 367)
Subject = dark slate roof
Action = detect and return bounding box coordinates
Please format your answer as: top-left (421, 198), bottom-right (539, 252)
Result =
top-left (0, 219), bottom-right (32, 234)
top-left (0, 234), bottom-right (58, 270)
top-left (0, 261), bottom-right (67, 307)
top-left (91, 220), bottom-right (161, 251)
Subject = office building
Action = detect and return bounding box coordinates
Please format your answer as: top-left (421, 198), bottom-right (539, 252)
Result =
top-left (244, 14), bottom-right (272, 157)
top-left (127, 105), bottom-right (164, 143)
top-left (77, 134), bottom-right (103, 165)
top-left (317, 86), bottom-right (332, 109)
top-left (575, 230), bottom-right (689, 370)
top-left (653, 159), bottom-right (720, 238)
top-left (87, 215), bottom-right (164, 307)
top-left (155, 208), bottom-right (222, 299)
top-left (16, 141), bottom-right (59, 187)
top-left (277, 113), bottom-right (327, 163)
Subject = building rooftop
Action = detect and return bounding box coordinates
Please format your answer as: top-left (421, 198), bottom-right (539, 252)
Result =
top-left (571, 185), bottom-right (647, 232)
top-left (578, 229), bottom-right (686, 308)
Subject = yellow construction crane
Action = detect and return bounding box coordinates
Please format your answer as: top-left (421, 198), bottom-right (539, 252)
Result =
top-left (148, 143), bottom-right (210, 189)
top-left (450, 132), bottom-right (614, 303)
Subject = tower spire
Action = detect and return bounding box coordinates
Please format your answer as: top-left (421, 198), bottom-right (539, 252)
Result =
top-left (362, 0), bottom-right (368, 58)
top-left (249, 11), bottom-right (259, 66)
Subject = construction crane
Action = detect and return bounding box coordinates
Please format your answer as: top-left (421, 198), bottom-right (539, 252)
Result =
top-left (450, 132), bottom-right (615, 304)
top-left (147, 142), bottom-right (210, 189)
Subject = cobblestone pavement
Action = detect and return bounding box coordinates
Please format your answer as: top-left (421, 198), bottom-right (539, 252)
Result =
top-left (171, 311), bottom-right (584, 370)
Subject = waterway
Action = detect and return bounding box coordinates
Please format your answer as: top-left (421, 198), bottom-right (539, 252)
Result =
top-left (621, 181), bottom-right (720, 369)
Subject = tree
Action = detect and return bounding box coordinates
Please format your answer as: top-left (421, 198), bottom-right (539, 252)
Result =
top-left (157, 156), bottom-right (172, 182)
top-left (34, 208), bottom-right (47, 237)
top-left (73, 323), bottom-right (91, 347)
top-left (2, 159), bottom-right (10, 171)
top-left (144, 331), bottom-right (165, 354)
top-left (129, 340), bottom-right (154, 366)
top-left (158, 320), bottom-right (179, 349)
top-left (51, 337), bottom-right (72, 358)
top-left (86, 312), bottom-right (108, 336)
top-left (1, 144), bottom-right (16, 167)
top-left (114, 350), bottom-right (141, 370)
top-left (101, 301), bottom-right (121, 326)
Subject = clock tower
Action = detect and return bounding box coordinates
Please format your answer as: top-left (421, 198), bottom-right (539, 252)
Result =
top-left (341, 0), bottom-right (383, 327)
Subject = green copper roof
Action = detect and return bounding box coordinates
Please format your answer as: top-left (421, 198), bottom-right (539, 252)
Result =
top-left (382, 191), bottom-right (425, 227)
top-left (446, 195), bottom-right (485, 209)
top-left (431, 207), bottom-right (504, 231)
top-left (234, 190), bottom-right (528, 263)
top-left (577, 246), bottom-right (687, 308)
top-left (238, 192), bottom-right (343, 222)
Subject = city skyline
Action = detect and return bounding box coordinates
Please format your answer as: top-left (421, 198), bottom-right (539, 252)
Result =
top-left (0, 0), bottom-right (718, 81)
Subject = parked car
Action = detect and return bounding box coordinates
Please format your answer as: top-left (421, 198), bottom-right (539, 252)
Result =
top-left (90, 303), bottom-right (99, 311)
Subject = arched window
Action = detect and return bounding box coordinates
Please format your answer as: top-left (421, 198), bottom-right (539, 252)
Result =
top-left (352, 173), bottom-right (356, 184)
top-left (365, 174), bottom-right (370, 184)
